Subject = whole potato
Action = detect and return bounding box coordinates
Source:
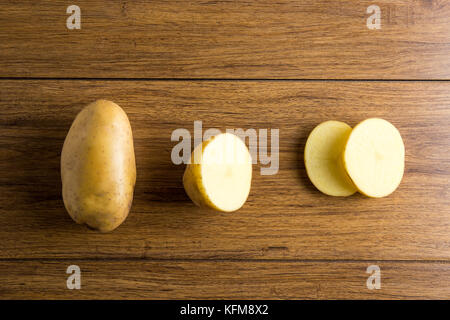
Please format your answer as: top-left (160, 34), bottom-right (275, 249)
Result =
top-left (61, 100), bottom-right (136, 232)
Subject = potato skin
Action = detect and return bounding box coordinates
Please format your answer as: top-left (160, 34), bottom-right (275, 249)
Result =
top-left (183, 137), bottom-right (218, 211)
top-left (61, 100), bottom-right (136, 232)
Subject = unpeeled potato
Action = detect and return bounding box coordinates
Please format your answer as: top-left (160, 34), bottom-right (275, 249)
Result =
top-left (61, 100), bottom-right (136, 232)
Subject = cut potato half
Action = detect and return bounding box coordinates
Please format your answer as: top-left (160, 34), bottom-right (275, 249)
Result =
top-left (304, 121), bottom-right (357, 196)
top-left (183, 132), bottom-right (252, 212)
top-left (343, 118), bottom-right (405, 198)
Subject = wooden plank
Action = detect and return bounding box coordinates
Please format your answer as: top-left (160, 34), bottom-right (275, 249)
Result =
top-left (0, 260), bottom-right (449, 299)
top-left (0, 80), bottom-right (449, 260)
top-left (1, 1), bottom-right (450, 79)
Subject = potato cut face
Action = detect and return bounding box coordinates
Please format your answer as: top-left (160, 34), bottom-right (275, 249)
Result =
top-left (304, 121), bottom-right (357, 196)
top-left (343, 118), bottom-right (404, 198)
top-left (200, 133), bottom-right (252, 212)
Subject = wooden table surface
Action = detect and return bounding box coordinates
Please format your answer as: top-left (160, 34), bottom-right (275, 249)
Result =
top-left (0, 1), bottom-right (449, 299)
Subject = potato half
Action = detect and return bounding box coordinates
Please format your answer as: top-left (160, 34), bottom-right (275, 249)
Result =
top-left (304, 121), bottom-right (357, 196)
top-left (343, 118), bottom-right (405, 198)
top-left (183, 133), bottom-right (252, 212)
top-left (61, 100), bottom-right (136, 232)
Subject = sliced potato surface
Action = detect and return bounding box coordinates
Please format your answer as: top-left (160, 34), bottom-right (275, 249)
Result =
top-left (304, 121), bottom-right (357, 197)
top-left (183, 133), bottom-right (252, 212)
top-left (343, 118), bottom-right (405, 198)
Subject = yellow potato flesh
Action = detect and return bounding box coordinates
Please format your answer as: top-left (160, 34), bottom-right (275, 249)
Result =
top-left (183, 133), bottom-right (252, 212)
top-left (343, 118), bottom-right (404, 198)
top-left (304, 121), bottom-right (357, 196)
top-left (61, 100), bottom-right (136, 232)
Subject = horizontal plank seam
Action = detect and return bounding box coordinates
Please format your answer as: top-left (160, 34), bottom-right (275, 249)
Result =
top-left (1, 77), bottom-right (450, 82)
top-left (0, 258), bottom-right (449, 263)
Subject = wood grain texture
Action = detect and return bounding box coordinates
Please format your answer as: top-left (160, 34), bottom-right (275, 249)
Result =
top-left (1, 80), bottom-right (449, 261)
top-left (1, 0), bottom-right (450, 79)
top-left (1, 260), bottom-right (449, 299)
top-left (2, 0), bottom-right (449, 301)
